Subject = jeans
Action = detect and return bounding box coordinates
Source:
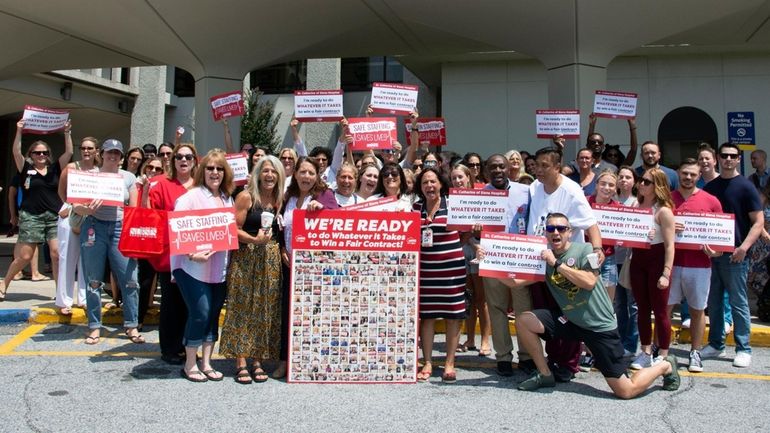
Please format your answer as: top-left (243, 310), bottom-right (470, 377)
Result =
top-left (172, 269), bottom-right (226, 348)
top-left (707, 255), bottom-right (751, 353)
top-left (79, 217), bottom-right (138, 329)
top-left (614, 264), bottom-right (639, 353)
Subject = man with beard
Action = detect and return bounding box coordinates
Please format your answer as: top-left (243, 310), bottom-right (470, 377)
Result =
top-left (561, 113), bottom-right (638, 176)
top-left (634, 141), bottom-right (678, 190)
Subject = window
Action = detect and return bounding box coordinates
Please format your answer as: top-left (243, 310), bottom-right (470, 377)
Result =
top-left (341, 57), bottom-right (403, 92)
top-left (173, 67), bottom-right (195, 97)
top-left (250, 60), bottom-right (307, 94)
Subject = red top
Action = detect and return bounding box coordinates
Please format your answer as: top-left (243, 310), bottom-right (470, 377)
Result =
top-left (149, 176), bottom-right (188, 211)
top-left (587, 195), bottom-right (616, 257)
top-left (672, 189), bottom-right (723, 268)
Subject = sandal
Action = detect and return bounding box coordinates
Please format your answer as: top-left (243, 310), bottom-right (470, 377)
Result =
top-left (442, 371), bottom-right (457, 383)
top-left (417, 363), bottom-right (433, 382)
top-left (479, 347), bottom-right (492, 357)
top-left (59, 307), bottom-right (72, 316)
top-left (202, 369), bottom-right (224, 381)
top-left (0, 281), bottom-right (6, 302)
top-left (456, 343), bottom-right (469, 353)
top-left (180, 368), bottom-right (208, 383)
top-left (251, 365), bottom-right (269, 383)
top-left (234, 367), bottom-right (252, 385)
top-left (85, 335), bottom-right (100, 345)
top-left (125, 330), bottom-right (146, 344)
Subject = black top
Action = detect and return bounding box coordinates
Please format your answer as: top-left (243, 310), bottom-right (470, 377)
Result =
top-left (243, 204), bottom-right (280, 242)
top-left (19, 161), bottom-right (63, 215)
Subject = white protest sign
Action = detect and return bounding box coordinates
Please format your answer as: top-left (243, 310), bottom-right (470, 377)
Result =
top-left (446, 188), bottom-right (509, 231)
top-left (674, 211), bottom-right (735, 252)
top-left (593, 90), bottom-right (638, 119)
top-left (479, 232), bottom-right (547, 281)
top-left (67, 171), bottom-right (126, 207)
top-left (592, 204), bottom-right (654, 248)
top-left (536, 110), bottom-right (580, 139)
top-left (22, 105), bottom-right (69, 134)
top-left (226, 153), bottom-right (249, 186)
top-left (370, 82), bottom-right (418, 116)
top-left (294, 90), bottom-right (344, 122)
top-left (345, 196), bottom-right (400, 212)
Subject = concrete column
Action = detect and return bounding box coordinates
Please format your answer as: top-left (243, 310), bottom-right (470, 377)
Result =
top-left (130, 66), bottom-right (167, 146)
top-left (193, 75), bottom-right (243, 154)
top-left (545, 64), bottom-right (607, 159)
top-left (305, 58), bottom-right (342, 149)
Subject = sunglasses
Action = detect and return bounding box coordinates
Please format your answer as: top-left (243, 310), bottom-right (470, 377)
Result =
top-left (588, 140), bottom-right (604, 145)
top-left (466, 163), bottom-right (481, 168)
top-left (128, 156), bottom-right (143, 162)
top-left (280, 156), bottom-right (295, 161)
top-left (423, 161), bottom-right (438, 167)
top-left (719, 153), bottom-right (739, 160)
top-left (545, 225), bottom-right (570, 233)
top-left (639, 178), bottom-right (654, 186)
top-left (159, 151), bottom-right (173, 157)
top-left (31, 150), bottom-right (50, 156)
top-left (205, 166), bottom-right (225, 172)
top-left (146, 166), bottom-right (163, 173)
top-left (382, 171), bottom-right (400, 179)
top-left (412, 164), bottom-right (423, 170)
top-left (80, 146), bottom-right (96, 151)
top-left (381, 149), bottom-right (394, 154)
top-left (175, 154), bottom-right (194, 161)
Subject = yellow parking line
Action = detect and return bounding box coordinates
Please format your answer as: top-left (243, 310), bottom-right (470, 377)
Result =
top-left (679, 371), bottom-right (770, 381)
top-left (0, 324), bottom-right (46, 355)
top-left (0, 351), bottom-right (160, 357)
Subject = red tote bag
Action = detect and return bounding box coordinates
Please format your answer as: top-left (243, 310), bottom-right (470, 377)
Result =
top-left (118, 207), bottom-right (168, 260)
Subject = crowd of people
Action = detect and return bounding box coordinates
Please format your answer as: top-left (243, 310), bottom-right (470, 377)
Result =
top-left (1, 108), bottom-right (769, 398)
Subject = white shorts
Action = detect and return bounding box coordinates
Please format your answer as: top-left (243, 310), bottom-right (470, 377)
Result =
top-left (667, 266), bottom-right (711, 310)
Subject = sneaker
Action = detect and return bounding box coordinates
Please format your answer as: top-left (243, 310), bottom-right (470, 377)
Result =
top-left (630, 352), bottom-right (652, 370)
top-left (681, 318), bottom-right (691, 329)
top-left (517, 359), bottom-right (536, 376)
top-left (552, 364), bottom-right (575, 383)
top-left (579, 354), bottom-right (594, 372)
top-left (662, 355), bottom-right (680, 391)
top-left (517, 371), bottom-right (556, 391)
top-left (688, 350), bottom-right (703, 373)
top-left (497, 361), bottom-right (514, 377)
top-left (622, 349), bottom-right (635, 358)
top-left (700, 345), bottom-right (726, 359)
top-left (733, 352), bottom-right (752, 368)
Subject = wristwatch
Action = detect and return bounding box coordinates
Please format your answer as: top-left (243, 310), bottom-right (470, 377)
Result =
top-left (554, 259), bottom-right (563, 271)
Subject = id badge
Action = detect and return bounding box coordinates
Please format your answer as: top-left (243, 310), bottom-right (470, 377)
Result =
top-left (558, 315), bottom-right (568, 325)
top-left (421, 228), bottom-right (433, 247)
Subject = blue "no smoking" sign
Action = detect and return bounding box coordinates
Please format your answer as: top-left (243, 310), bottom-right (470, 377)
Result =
top-left (728, 112), bottom-right (755, 149)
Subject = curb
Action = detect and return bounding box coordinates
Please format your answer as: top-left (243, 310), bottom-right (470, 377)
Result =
top-left (0, 309), bottom-right (31, 323)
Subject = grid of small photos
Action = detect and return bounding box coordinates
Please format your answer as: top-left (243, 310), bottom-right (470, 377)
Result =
top-left (289, 250), bottom-right (420, 383)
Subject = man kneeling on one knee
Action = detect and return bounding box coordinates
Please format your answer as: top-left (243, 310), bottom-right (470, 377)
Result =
top-left (503, 213), bottom-right (680, 398)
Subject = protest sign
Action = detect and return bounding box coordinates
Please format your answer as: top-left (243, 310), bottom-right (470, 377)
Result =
top-left (593, 91), bottom-right (638, 119)
top-left (345, 196), bottom-right (400, 212)
top-left (66, 171), bottom-right (127, 207)
top-left (294, 90), bottom-right (344, 122)
top-left (446, 188), bottom-right (509, 231)
top-left (674, 211), bottom-right (735, 252)
top-left (404, 117), bottom-right (446, 146)
top-left (478, 232), bottom-right (547, 281)
top-left (209, 90), bottom-right (244, 121)
top-left (288, 209), bottom-right (420, 383)
top-left (225, 153), bottom-right (249, 186)
top-left (167, 208), bottom-right (238, 255)
top-left (21, 105), bottom-right (69, 134)
top-left (536, 110), bottom-right (580, 139)
top-left (347, 117), bottom-right (397, 150)
top-left (592, 204), bottom-right (654, 248)
top-left (370, 82), bottom-right (418, 116)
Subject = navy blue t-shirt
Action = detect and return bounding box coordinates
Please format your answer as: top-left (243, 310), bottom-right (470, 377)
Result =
top-left (703, 175), bottom-right (762, 246)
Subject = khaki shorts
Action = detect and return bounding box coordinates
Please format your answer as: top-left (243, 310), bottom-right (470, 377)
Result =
top-left (18, 210), bottom-right (58, 244)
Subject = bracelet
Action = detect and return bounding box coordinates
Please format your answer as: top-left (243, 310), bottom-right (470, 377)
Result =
top-left (592, 247), bottom-right (602, 252)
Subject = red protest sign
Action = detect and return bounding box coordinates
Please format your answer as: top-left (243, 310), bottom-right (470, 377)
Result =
top-left (346, 117), bottom-right (397, 151)
top-left (404, 117), bottom-right (446, 146)
top-left (209, 90), bottom-right (245, 121)
top-left (167, 208), bottom-right (238, 255)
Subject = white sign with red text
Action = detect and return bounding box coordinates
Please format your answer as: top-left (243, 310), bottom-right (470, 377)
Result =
top-left (592, 204), bottom-right (654, 248)
top-left (674, 211), bottom-right (735, 252)
top-left (294, 90), bottom-right (344, 122)
top-left (167, 208), bottom-right (238, 255)
top-left (22, 105), bottom-right (69, 134)
top-left (370, 83), bottom-right (418, 116)
top-left (479, 232), bottom-right (547, 281)
top-left (345, 196), bottom-right (400, 212)
top-left (67, 171), bottom-right (127, 207)
top-left (447, 188), bottom-right (509, 231)
top-left (209, 90), bottom-right (245, 121)
top-left (536, 110), bottom-right (580, 139)
top-left (226, 153), bottom-right (249, 186)
top-left (347, 117), bottom-right (397, 150)
top-left (593, 90), bottom-right (638, 119)
top-left (404, 118), bottom-right (446, 146)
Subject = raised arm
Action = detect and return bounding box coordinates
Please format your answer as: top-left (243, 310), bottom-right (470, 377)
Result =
top-left (12, 120), bottom-right (25, 173)
top-left (174, 126), bottom-right (184, 148)
top-left (328, 121), bottom-right (347, 180)
top-left (290, 117), bottom-right (307, 157)
top-left (622, 117), bottom-right (638, 166)
top-left (58, 120), bottom-right (73, 170)
top-left (586, 112), bottom-right (598, 145)
top-left (403, 109), bottom-right (419, 167)
top-left (222, 118), bottom-right (235, 153)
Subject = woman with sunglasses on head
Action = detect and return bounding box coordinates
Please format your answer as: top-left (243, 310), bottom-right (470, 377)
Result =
top-left (414, 167), bottom-right (467, 382)
top-left (148, 143), bottom-right (198, 364)
top-left (450, 164), bottom-right (492, 356)
top-left (372, 163), bottom-right (414, 211)
top-left (72, 139), bottom-right (143, 345)
top-left (172, 149), bottom-right (234, 383)
top-left (1, 119), bottom-right (73, 301)
top-left (54, 136), bottom-right (100, 315)
top-left (122, 146), bottom-right (145, 176)
top-left (356, 163), bottom-right (379, 201)
top-left (613, 166), bottom-right (640, 357)
top-left (279, 156), bottom-right (340, 378)
top-left (629, 168), bottom-right (675, 369)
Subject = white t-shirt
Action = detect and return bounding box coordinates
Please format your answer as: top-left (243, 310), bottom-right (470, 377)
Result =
top-left (527, 175), bottom-right (596, 242)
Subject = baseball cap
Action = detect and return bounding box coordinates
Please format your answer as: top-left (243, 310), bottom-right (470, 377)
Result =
top-left (102, 139), bottom-right (124, 154)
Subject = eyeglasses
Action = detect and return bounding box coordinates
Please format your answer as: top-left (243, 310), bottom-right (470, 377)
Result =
top-left (175, 154), bottom-right (194, 161)
top-left (31, 150), bottom-right (50, 156)
top-left (466, 163), bottom-right (481, 168)
top-left (545, 225), bottom-right (570, 233)
top-left (315, 157), bottom-right (328, 162)
top-left (639, 178), bottom-right (654, 186)
top-left (719, 153), bottom-right (739, 160)
top-left (382, 171), bottom-right (399, 179)
top-left (128, 156), bottom-right (143, 162)
top-left (280, 156), bottom-right (295, 161)
top-left (205, 166), bottom-right (225, 173)
top-left (159, 151), bottom-right (173, 157)
top-left (146, 166), bottom-right (163, 173)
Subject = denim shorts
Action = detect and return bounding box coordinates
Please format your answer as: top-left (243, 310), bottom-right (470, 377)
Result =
top-left (600, 254), bottom-right (618, 287)
top-left (18, 210), bottom-right (58, 243)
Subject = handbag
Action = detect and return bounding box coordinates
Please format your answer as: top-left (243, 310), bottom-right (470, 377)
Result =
top-left (118, 207), bottom-right (168, 260)
top-left (618, 252), bottom-right (632, 289)
top-left (69, 208), bottom-right (86, 235)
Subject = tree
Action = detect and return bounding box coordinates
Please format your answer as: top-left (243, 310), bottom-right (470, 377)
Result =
top-left (240, 88), bottom-right (282, 154)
